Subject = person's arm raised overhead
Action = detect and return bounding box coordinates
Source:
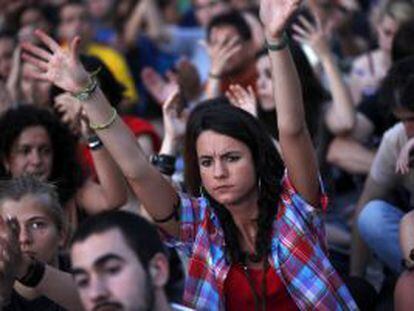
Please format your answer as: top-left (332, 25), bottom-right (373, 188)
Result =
top-left (292, 14), bottom-right (356, 135)
top-left (21, 30), bottom-right (180, 237)
top-left (260, 0), bottom-right (319, 206)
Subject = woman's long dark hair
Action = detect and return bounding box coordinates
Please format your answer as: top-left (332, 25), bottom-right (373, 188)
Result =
top-left (184, 99), bottom-right (284, 263)
top-left (256, 43), bottom-right (328, 143)
top-left (0, 105), bottom-right (85, 205)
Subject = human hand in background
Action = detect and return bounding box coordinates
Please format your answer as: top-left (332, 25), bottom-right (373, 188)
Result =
top-left (226, 84), bottom-right (257, 117)
top-left (396, 137), bottom-right (414, 175)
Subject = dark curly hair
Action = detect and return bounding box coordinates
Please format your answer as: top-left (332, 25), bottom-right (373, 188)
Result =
top-left (184, 98), bottom-right (284, 263)
top-left (0, 105), bottom-right (85, 205)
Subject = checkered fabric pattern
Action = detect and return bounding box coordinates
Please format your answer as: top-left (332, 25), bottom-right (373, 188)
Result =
top-left (162, 172), bottom-right (358, 310)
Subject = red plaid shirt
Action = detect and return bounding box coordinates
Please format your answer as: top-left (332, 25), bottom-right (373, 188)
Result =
top-left (162, 173), bottom-right (357, 310)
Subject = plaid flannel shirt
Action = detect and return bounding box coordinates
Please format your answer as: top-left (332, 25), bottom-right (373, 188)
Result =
top-left (162, 173), bottom-right (358, 310)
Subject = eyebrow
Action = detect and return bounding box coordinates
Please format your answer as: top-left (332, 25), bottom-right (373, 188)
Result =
top-left (71, 253), bottom-right (125, 276)
top-left (198, 150), bottom-right (241, 159)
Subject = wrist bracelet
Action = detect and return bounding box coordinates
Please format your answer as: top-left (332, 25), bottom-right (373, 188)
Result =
top-left (72, 67), bottom-right (102, 101)
top-left (89, 107), bottom-right (118, 131)
top-left (150, 154), bottom-right (176, 176)
top-left (87, 135), bottom-right (104, 151)
top-left (209, 72), bottom-right (222, 79)
top-left (265, 32), bottom-right (289, 52)
top-left (152, 198), bottom-right (180, 223)
top-left (18, 258), bottom-right (46, 287)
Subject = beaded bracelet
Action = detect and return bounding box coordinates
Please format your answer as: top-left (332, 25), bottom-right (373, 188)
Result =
top-left (89, 107), bottom-right (118, 131)
top-left (265, 32), bottom-right (289, 52)
top-left (72, 67), bottom-right (102, 101)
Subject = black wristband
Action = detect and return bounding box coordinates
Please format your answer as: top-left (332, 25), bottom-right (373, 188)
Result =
top-left (152, 198), bottom-right (180, 223)
top-left (18, 258), bottom-right (46, 287)
top-left (150, 154), bottom-right (176, 176)
top-left (87, 135), bottom-right (104, 151)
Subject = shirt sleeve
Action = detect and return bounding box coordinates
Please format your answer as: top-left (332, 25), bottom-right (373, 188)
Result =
top-left (280, 171), bottom-right (328, 247)
top-left (369, 124), bottom-right (402, 188)
top-left (159, 192), bottom-right (204, 256)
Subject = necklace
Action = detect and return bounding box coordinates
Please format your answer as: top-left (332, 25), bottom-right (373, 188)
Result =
top-left (241, 258), bottom-right (269, 311)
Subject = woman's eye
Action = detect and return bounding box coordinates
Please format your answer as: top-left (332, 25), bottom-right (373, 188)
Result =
top-left (226, 155), bottom-right (240, 162)
top-left (18, 147), bottom-right (31, 156)
top-left (200, 159), bottom-right (212, 167)
top-left (30, 221), bottom-right (47, 230)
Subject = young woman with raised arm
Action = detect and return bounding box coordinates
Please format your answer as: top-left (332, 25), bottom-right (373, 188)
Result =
top-left (21, 0), bottom-right (357, 309)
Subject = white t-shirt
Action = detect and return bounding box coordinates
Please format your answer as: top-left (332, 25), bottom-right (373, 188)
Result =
top-left (370, 122), bottom-right (414, 206)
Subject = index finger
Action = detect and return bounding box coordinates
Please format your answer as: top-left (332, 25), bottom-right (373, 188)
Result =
top-left (34, 29), bottom-right (60, 52)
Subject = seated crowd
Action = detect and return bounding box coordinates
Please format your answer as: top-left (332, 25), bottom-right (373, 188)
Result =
top-left (0, 0), bottom-right (414, 310)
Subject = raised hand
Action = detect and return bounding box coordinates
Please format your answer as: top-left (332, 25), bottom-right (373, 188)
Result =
top-left (260, 0), bottom-right (302, 39)
top-left (141, 67), bottom-right (178, 106)
top-left (226, 84), bottom-right (257, 117)
top-left (292, 15), bottom-right (330, 58)
top-left (20, 29), bottom-right (90, 94)
top-left (204, 36), bottom-right (241, 77)
top-left (396, 137), bottom-right (414, 175)
top-left (162, 88), bottom-right (187, 144)
top-left (54, 92), bottom-right (83, 135)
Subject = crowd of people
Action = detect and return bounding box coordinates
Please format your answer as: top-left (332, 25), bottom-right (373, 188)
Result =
top-left (0, 0), bottom-right (413, 310)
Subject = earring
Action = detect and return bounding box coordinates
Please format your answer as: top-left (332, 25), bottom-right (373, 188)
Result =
top-left (199, 185), bottom-right (205, 198)
top-left (258, 178), bottom-right (262, 192)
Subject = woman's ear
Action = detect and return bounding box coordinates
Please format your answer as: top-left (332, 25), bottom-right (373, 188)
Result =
top-left (148, 253), bottom-right (170, 288)
top-left (2, 157), bottom-right (10, 174)
top-left (58, 225), bottom-right (69, 248)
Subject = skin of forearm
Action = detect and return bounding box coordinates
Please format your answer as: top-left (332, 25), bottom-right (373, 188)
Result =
top-left (327, 137), bottom-right (375, 175)
top-left (160, 135), bottom-right (180, 155)
top-left (35, 265), bottom-right (84, 311)
top-left (269, 47), bottom-right (305, 135)
top-left (79, 88), bottom-right (179, 231)
top-left (205, 77), bottom-right (222, 99)
top-left (350, 177), bottom-right (387, 276)
top-left (400, 211), bottom-right (414, 263)
top-left (321, 54), bottom-right (356, 133)
top-left (80, 88), bottom-right (151, 180)
top-left (88, 147), bottom-right (128, 210)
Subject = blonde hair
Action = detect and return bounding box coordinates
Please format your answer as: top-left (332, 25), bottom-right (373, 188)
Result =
top-left (0, 176), bottom-right (67, 234)
top-left (373, 0), bottom-right (414, 26)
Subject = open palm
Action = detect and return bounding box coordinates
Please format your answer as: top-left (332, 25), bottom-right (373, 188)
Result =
top-left (21, 29), bottom-right (89, 94)
top-left (260, 0), bottom-right (302, 38)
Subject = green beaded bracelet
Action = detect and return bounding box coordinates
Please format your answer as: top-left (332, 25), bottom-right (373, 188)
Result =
top-left (265, 32), bottom-right (289, 51)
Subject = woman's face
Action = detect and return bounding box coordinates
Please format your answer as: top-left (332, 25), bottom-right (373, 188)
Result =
top-left (256, 55), bottom-right (274, 111)
top-left (0, 194), bottom-right (63, 265)
top-left (3, 126), bottom-right (53, 182)
top-left (196, 130), bottom-right (257, 206)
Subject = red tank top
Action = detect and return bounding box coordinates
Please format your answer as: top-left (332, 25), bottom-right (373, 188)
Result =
top-left (224, 263), bottom-right (298, 311)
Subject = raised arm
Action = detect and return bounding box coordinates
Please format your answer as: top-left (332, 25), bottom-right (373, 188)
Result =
top-left (123, 0), bottom-right (165, 48)
top-left (21, 31), bottom-right (180, 237)
top-left (54, 93), bottom-right (128, 214)
top-left (292, 15), bottom-right (356, 135)
top-left (260, 0), bottom-right (319, 205)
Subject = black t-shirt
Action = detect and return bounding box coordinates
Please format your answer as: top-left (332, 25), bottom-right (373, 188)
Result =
top-left (4, 256), bottom-right (70, 311)
top-left (357, 94), bottom-right (397, 138)
top-left (4, 292), bottom-right (66, 311)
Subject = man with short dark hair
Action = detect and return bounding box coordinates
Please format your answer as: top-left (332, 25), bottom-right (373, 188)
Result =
top-left (205, 10), bottom-right (257, 97)
top-left (70, 211), bottom-right (190, 311)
